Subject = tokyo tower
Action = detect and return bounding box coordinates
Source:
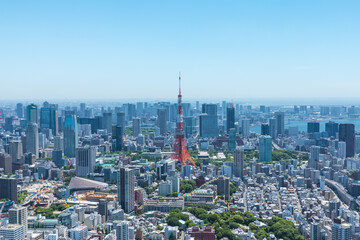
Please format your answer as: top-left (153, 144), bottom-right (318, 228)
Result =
top-left (171, 73), bottom-right (196, 166)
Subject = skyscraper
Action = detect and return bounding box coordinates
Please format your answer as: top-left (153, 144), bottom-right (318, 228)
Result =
top-left (307, 121), bottom-right (320, 133)
top-left (9, 141), bottom-right (22, 164)
top-left (261, 123), bottom-right (269, 136)
top-left (136, 102), bottom-right (143, 117)
top-left (0, 176), bottom-right (17, 201)
top-left (310, 219), bottom-right (321, 240)
top-left (241, 119), bottom-right (250, 137)
top-left (274, 111), bottom-right (284, 136)
top-left (40, 104), bottom-right (58, 135)
top-left (259, 135), bottom-right (272, 162)
top-left (26, 123), bottom-right (39, 158)
top-left (202, 104), bottom-right (217, 116)
top-left (226, 107), bottom-right (235, 133)
top-left (199, 114), bottom-right (218, 138)
top-left (183, 116), bottom-right (194, 138)
top-left (102, 112), bottom-right (113, 134)
top-left (269, 118), bottom-right (277, 139)
top-left (228, 128), bottom-right (236, 151)
top-left (0, 153), bottom-right (12, 174)
top-left (309, 146), bottom-right (320, 168)
top-left (132, 117), bottom-right (141, 136)
top-left (63, 111), bottom-right (78, 158)
top-left (26, 104), bottom-right (37, 124)
top-left (117, 168), bottom-right (135, 214)
top-left (157, 108), bottom-right (167, 135)
top-left (234, 147), bottom-right (244, 179)
top-left (326, 121), bottom-right (339, 138)
top-left (116, 112), bottom-right (126, 130)
top-left (217, 175), bottom-right (230, 200)
top-left (112, 125), bottom-right (123, 152)
top-left (16, 103), bottom-right (23, 118)
top-left (75, 146), bottom-right (96, 177)
top-left (339, 123), bottom-right (355, 158)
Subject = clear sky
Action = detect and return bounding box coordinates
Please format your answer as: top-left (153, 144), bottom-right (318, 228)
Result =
top-left (0, 1), bottom-right (359, 101)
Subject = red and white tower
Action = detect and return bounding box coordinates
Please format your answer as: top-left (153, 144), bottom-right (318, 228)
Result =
top-left (171, 73), bottom-right (196, 166)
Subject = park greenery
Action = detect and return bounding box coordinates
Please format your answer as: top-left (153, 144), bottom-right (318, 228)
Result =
top-left (34, 203), bottom-right (72, 219)
top-left (17, 190), bottom-right (28, 204)
top-left (180, 180), bottom-right (197, 193)
top-left (182, 207), bottom-right (305, 240)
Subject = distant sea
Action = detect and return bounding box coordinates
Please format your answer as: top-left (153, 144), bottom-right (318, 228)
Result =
top-left (250, 119), bottom-right (360, 133)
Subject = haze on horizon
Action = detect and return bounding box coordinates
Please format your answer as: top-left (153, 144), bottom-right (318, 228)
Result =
top-left (0, 1), bottom-right (359, 100)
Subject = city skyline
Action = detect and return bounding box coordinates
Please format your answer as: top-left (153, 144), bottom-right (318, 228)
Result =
top-left (1, 1), bottom-right (360, 100)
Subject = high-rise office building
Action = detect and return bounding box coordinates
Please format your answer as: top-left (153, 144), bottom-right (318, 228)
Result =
top-left (102, 112), bottom-right (113, 134)
top-left (9, 206), bottom-right (28, 234)
top-left (16, 103), bottom-right (23, 118)
top-left (234, 147), bottom-right (244, 179)
top-left (26, 104), bottom-right (37, 124)
top-left (274, 111), bottom-right (285, 136)
top-left (75, 146), bottom-right (96, 177)
top-left (261, 123), bottom-right (269, 135)
top-left (117, 168), bottom-right (135, 214)
top-left (98, 199), bottom-right (108, 222)
top-left (217, 175), bottom-right (230, 200)
top-left (0, 176), bottom-right (17, 201)
top-left (127, 104), bottom-right (136, 121)
top-left (52, 150), bottom-right (64, 168)
top-left (136, 102), bottom-right (143, 117)
top-left (0, 153), bottom-right (12, 174)
top-left (202, 104), bottom-right (217, 116)
top-left (40, 104), bottom-right (58, 135)
top-left (309, 146), bottom-right (320, 168)
top-left (241, 119), bottom-right (250, 137)
top-left (132, 117), bottom-right (141, 136)
top-left (228, 128), bottom-right (236, 151)
top-left (117, 112), bottom-right (126, 130)
top-left (199, 114), bottom-right (218, 138)
top-left (226, 107), bottom-right (235, 133)
top-left (338, 141), bottom-right (346, 159)
top-left (307, 121), bottom-right (320, 133)
top-left (259, 135), bottom-right (272, 162)
top-left (339, 123), bottom-right (355, 158)
top-left (63, 111), bottom-right (78, 158)
top-left (157, 109), bottom-right (167, 135)
top-left (320, 106), bottom-right (330, 116)
top-left (112, 125), bottom-right (123, 152)
top-left (183, 116), bottom-right (194, 138)
top-left (9, 141), bottom-right (22, 163)
top-left (269, 118), bottom-right (277, 139)
top-left (26, 123), bottom-right (39, 158)
top-left (326, 121), bottom-right (339, 138)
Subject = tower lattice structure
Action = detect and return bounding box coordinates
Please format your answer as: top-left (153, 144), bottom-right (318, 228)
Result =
top-left (171, 74), bottom-right (196, 166)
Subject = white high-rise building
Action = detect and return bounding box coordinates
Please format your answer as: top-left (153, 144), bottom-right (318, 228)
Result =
top-left (241, 119), bottom-right (250, 137)
top-left (0, 224), bottom-right (25, 240)
top-left (116, 221), bottom-right (129, 240)
top-left (310, 146), bottom-right (321, 168)
top-left (338, 141), bottom-right (346, 159)
top-left (70, 225), bottom-right (88, 240)
top-left (8, 206), bottom-right (28, 234)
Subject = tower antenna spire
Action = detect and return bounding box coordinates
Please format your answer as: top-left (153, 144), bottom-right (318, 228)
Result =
top-left (179, 72), bottom-right (181, 95)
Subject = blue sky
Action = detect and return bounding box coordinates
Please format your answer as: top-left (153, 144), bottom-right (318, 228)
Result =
top-left (0, 1), bottom-right (359, 100)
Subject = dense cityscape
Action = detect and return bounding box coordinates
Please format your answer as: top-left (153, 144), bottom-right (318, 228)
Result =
top-left (0, 76), bottom-right (359, 240)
